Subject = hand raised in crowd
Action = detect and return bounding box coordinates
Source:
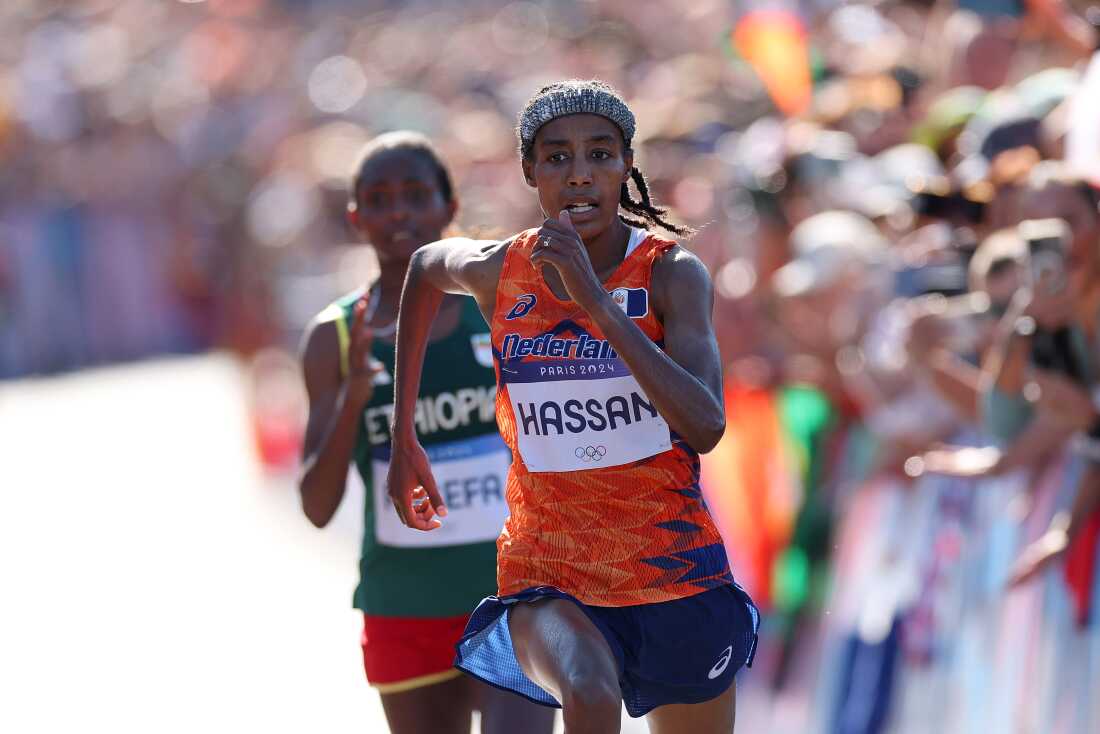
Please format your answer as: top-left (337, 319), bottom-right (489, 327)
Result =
top-left (917, 445), bottom-right (1004, 478)
top-left (1011, 463), bottom-right (1100, 587)
top-left (915, 370), bottom-right (1096, 480)
top-left (905, 309), bottom-right (950, 367)
top-left (346, 297), bottom-right (385, 408)
top-left (1028, 368), bottom-right (1099, 431)
top-left (915, 398), bottom-right (1086, 479)
top-left (1020, 281), bottom-right (1076, 331)
top-left (1008, 519), bottom-right (1070, 587)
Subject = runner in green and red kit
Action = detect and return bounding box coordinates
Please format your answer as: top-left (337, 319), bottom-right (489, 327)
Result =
top-left (298, 131), bottom-right (555, 734)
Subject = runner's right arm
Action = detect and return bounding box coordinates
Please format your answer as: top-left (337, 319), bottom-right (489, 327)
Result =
top-left (298, 301), bottom-right (379, 528)
top-left (387, 238), bottom-right (507, 530)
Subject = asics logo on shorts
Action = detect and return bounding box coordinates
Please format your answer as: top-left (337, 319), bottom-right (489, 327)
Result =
top-left (707, 645), bottom-right (733, 679)
top-left (575, 445), bottom-right (607, 461)
top-left (505, 294), bottom-right (537, 320)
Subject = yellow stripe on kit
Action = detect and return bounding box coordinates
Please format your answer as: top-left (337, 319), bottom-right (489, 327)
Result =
top-left (317, 303), bottom-right (350, 379)
top-left (371, 668), bottom-right (463, 694)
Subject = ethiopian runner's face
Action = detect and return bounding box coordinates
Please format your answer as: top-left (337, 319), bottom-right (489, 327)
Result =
top-left (350, 149), bottom-right (456, 264)
top-left (523, 114), bottom-right (634, 243)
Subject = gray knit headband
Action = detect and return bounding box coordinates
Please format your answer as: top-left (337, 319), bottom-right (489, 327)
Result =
top-left (517, 80), bottom-right (636, 157)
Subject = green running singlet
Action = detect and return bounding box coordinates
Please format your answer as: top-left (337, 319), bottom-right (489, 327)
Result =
top-left (321, 292), bottom-right (507, 617)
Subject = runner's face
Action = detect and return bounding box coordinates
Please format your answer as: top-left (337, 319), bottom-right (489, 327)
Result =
top-left (350, 149), bottom-right (456, 262)
top-left (523, 114), bottom-right (633, 242)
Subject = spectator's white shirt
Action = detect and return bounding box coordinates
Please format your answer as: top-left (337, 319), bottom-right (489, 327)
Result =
top-left (1067, 51), bottom-right (1100, 186)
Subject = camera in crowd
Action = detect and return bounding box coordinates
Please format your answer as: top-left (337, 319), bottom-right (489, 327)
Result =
top-left (1019, 218), bottom-right (1083, 379)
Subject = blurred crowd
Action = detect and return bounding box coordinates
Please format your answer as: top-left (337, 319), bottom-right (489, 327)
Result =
top-left (0, 0), bottom-right (787, 376)
top-left (5, 0), bottom-right (1100, 731)
top-left (700, 1), bottom-right (1100, 731)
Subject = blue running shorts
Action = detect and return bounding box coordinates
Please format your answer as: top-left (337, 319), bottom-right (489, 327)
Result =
top-left (454, 583), bottom-right (759, 718)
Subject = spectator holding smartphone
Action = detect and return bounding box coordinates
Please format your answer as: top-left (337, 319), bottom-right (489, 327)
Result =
top-left (972, 164), bottom-right (1100, 593)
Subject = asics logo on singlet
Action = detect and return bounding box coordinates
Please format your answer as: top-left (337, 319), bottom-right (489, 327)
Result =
top-left (575, 445), bottom-right (607, 461)
top-left (707, 645), bottom-right (734, 680)
top-left (501, 332), bottom-right (617, 360)
top-left (505, 294), bottom-right (537, 320)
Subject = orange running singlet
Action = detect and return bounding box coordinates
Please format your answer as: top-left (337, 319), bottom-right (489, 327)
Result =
top-left (491, 227), bottom-right (732, 606)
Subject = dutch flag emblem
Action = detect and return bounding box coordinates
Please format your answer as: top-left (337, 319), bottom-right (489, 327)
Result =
top-left (609, 287), bottom-right (648, 318)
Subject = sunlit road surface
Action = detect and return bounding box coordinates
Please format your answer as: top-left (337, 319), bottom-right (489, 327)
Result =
top-left (0, 355), bottom-right (676, 733)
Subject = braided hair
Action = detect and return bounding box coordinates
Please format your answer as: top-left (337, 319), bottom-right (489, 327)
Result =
top-left (517, 79), bottom-right (693, 237)
top-left (619, 166), bottom-right (694, 237)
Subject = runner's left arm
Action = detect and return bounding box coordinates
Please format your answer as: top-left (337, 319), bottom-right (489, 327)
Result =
top-left (609, 247), bottom-right (725, 453)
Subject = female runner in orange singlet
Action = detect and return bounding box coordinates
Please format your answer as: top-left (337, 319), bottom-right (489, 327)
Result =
top-left (386, 81), bottom-right (758, 733)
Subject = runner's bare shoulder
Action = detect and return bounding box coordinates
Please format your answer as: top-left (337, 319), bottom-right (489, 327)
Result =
top-left (431, 236), bottom-right (517, 305)
top-left (649, 243), bottom-right (713, 319)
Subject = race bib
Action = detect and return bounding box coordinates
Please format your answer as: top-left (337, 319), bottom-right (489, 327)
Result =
top-left (504, 359), bottom-right (672, 472)
top-left (371, 433), bottom-right (511, 548)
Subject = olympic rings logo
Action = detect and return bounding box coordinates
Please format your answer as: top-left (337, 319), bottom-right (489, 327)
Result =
top-left (575, 445), bottom-right (607, 461)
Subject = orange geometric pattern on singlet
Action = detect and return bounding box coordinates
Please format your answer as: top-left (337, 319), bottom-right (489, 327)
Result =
top-left (491, 228), bottom-right (732, 607)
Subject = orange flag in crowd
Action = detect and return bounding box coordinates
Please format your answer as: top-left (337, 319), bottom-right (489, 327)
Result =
top-left (700, 384), bottom-right (800, 607)
top-left (734, 9), bottom-right (812, 117)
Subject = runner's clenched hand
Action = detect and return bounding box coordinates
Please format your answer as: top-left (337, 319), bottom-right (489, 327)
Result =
top-left (386, 437), bottom-right (447, 531)
top-left (530, 210), bottom-right (606, 311)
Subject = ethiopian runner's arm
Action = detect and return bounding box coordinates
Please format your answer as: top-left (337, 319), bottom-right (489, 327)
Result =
top-left (298, 319), bottom-right (354, 528)
top-left (298, 304), bottom-right (379, 528)
top-left (386, 237), bottom-right (508, 530)
top-left (299, 299), bottom-right (385, 527)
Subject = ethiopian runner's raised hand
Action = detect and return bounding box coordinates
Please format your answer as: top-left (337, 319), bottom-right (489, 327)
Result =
top-left (386, 436), bottom-right (447, 531)
top-left (530, 210), bottom-right (605, 310)
top-left (346, 297), bottom-right (385, 408)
